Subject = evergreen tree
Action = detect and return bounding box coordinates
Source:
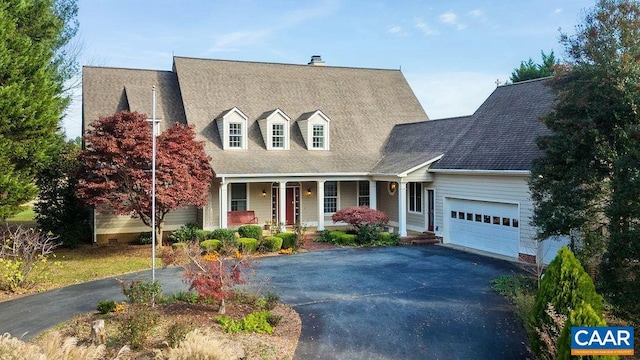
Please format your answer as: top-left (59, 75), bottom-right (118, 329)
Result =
top-left (529, 0), bottom-right (640, 321)
top-left (531, 246), bottom-right (603, 355)
top-left (0, 0), bottom-right (78, 219)
top-left (510, 50), bottom-right (558, 83)
top-left (35, 137), bottom-right (90, 248)
top-left (556, 302), bottom-right (614, 360)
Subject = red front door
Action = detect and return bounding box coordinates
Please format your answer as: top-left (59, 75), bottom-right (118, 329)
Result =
top-left (286, 188), bottom-right (295, 225)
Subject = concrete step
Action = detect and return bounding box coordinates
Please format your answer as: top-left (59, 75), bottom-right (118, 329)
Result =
top-left (400, 232), bottom-right (442, 246)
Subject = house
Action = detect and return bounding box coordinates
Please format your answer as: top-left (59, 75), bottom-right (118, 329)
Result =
top-left (82, 56), bottom-right (564, 262)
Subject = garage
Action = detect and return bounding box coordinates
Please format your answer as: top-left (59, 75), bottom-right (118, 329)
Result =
top-left (446, 198), bottom-right (520, 258)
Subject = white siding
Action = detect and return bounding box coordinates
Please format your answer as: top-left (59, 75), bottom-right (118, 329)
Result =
top-left (95, 206), bottom-right (197, 235)
top-left (431, 173), bottom-right (536, 256)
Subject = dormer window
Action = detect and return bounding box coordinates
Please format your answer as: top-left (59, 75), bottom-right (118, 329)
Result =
top-left (215, 107), bottom-right (248, 150)
top-left (258, 109), bottom-right (290, 150)
top-left (299, 110), bottom-right (330, 150)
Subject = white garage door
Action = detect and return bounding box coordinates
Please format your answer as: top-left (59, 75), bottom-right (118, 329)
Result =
top-left (447, 198), bottom-right (520, 258)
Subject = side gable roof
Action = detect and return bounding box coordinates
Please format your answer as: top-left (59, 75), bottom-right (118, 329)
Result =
top-left (379, 78), bottom-right (554, 174)
top-left (433, 78), bottom-right (554, 170)
top-left (82, 67), bottom-right (187, 132)
top-left (172, 57), bottom-right (428, 176)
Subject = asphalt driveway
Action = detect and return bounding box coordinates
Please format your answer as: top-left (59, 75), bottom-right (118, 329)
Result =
top-left (0, 245), bottom-right (528, 359)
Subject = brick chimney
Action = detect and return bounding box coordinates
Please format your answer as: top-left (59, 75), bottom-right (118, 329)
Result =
top-left (308, 55), bottom-right (325, 66)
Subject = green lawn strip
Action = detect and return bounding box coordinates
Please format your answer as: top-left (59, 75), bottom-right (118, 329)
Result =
top-left (47, 245), bottom-right (160, 287)
top-left (6, 206), bottom-right (36, 222)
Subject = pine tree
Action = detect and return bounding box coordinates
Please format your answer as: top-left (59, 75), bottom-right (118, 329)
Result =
top-left (0, 0), bottom-right (78, 219)
top-left (556, 302), bottom-right (614, 360)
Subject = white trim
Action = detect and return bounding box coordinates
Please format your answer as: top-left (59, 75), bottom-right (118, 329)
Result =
top-left (357, 180), bottom-right (371, 207)
top-left (397, 154), bottom-right (444, 177)
top-left (428, 169), bottom-right (530, 176)
top-left (426, 187), bottom-right (435, 232)
top-left (407, 182), bottom-right (423, 215)
top-left (323, 180), bottom-right (339, 214)
top-left (217, 172), bottom-right (369, 179)
top-left (229, 182), bottom-right (249, 211)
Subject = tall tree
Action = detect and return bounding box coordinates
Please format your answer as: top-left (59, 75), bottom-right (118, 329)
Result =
top-left (0, 0), bottom-right (79, 219)
top-left (76, 111), bottom-right (214, 244)
top-left (35, 137), bottom-right (90, 248)
top-left (510, 50), bottom-right (558, 83)
top-left (530, 0), bottom-right (640, 322)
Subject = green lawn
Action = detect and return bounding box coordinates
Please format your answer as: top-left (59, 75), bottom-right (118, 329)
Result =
top-left (6, 206), bottom-right (36, 222)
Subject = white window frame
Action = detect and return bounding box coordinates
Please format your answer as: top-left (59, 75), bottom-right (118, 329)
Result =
top-left (301, 110), bottom-right (330, 150)
top-left (357, 181), bottom-right (370, 207)
top-left (271, 123), bottom-right (285, 149)
top-left (230, 183), bottom-right (248, 211)
top-left (228, 122), bottom-right (243, 149)
top-left (217, 107), bottom-right (248, 150)
top-left (324, 181), bottom-right (338, 214)
top-left (312, 124), bottom-right (325, 149)
top-left (408, 182), bottom-right (423, 214)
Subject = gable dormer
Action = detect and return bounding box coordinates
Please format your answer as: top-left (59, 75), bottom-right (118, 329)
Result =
top-left (216, 107), bottom-right (248, 150)
top-left (298, 110), bottom-right (331, 151)
top-left (258, 109), bottom-right (291, 150)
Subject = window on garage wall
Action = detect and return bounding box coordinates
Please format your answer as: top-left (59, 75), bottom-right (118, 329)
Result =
top-left (408, 182), bottom-right (422, 213)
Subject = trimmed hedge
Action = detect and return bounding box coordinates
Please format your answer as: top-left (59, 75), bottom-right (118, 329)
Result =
top-left (172, 242), bottom-right (188, 250)
top-left (277, 232), bottom-right (297, 249)
top-left (336, 233), bottom-right (356, 246)
top-left (169, 223), bottom-right (200, 243)
top-left (238, 225), bottom-right (263, 240)
top-left (196, 229), bottom-right (215, 242)
top-left (210, 228), bottom-right (237, 243)
top-left (262, 236), bottom-right (283, 252)
top-left (200, 239), bottom-right (222, 252)
top-left (238, 238), bottom-right (259, 253)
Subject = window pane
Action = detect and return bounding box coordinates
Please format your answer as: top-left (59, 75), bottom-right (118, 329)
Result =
top-left (272, 124), bottom-right (284, 148)
top-left (475, 214), bottom-right (481, 222)
top-left (325, 181), bottom-right (337, 196)
top-left (502, 217), bottom-right (510, 226)
top-left (512, 219), bottom-right (519, 228)
top-left (358, 182), bottom-right (370, 207)
top-left (484, 215), bottom-right (490, 223)
top-left (451, 211), bottom-right (457, 219)
top-left (230, 183), bottom-right (247, 211)
top-left (229, 123), bottom-right (242, 148)
top-left (493, 216), bottom-right (500, 225)
top-left (458, 212), bottom-right (465, 219)
top-left (312, 125), bottom-right (324, 148)
top-left (324, 181), bottom-right (337, 213)
top-left (466, 213), bottom-right (473, 221)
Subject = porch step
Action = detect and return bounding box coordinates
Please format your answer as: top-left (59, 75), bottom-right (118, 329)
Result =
top-left (400, 232), bottom-right (442, 246)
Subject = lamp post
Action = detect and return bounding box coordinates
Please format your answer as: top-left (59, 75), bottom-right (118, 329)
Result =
top-left (148, 86), bottom-right (160, 284)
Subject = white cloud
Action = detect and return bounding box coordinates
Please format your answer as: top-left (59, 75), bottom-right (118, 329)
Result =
top-left (468, 9), bottom-right (484, 18)
top-left (404, 71), bottom-right (506, 119)
top-left (207, 30), bottom-right (270, 53)
top-left (439, 11), bottom-right (467, 30)
top-left (415, 19), bottom-right (437, 36)
top-left (388, 26), bottom-right (409, 37)
top-left (553, 8), bottom-right (563, 14)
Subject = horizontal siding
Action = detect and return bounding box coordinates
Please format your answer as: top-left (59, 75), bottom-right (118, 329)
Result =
top-left (248, 182), bottom-right (271, 225)
top-left (431, 173), bottom-right (536, 255)
top-left (95, 206), bottom-right (197, 235)
top-left (377, 181), bottom-right (398, 223)
top-left (404, 165), bottom-right (434, 182)
top-left (300, 181), bottom-right (318, 224)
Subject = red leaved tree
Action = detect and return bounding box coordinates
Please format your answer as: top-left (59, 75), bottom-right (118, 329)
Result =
top-left (331, 206), bottom-right (389, 229)
top-left (76, 111), bottom-right (213, 245)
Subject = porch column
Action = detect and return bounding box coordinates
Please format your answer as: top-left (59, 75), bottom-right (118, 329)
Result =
top-left (317, 180), bottom-right (325, 231)
top-left (279, 181), bottom-right (287, 232)
top-left (220, 182), bottom-right (228, 228)
top-left (369, 180), bottom-right (377, 210)
top-left (398, 181), bottom-right (407, 237)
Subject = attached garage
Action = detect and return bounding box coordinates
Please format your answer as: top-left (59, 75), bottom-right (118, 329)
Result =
top-left (445, 198), bottom-right (520, 258)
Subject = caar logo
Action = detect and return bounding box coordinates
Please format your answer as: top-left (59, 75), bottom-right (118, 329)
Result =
top-left (571, 326), bottom-right (634, 356)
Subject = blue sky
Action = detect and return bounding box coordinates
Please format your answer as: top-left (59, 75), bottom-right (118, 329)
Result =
top-left (65, 0), bottom-right (593, 139)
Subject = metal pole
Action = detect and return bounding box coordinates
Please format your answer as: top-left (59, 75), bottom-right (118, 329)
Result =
top-left (151, 85), bottom-right (157, 284)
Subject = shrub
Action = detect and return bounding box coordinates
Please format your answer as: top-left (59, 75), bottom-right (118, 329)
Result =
top-left (96, 300), bottom-right (117, 314)
top-left (120, 280), bottom-right (162, 305)
top-left (237, 225), bottom-right (262, 240)
top-left (200, 239), bottom-right (222, 253)
top-left (292, 222), bottom-right (308, 249)
top-left (119, 304), bottom-right (160, 349)
top-left (169, 290), bottom-right (200, 304)
top-left (136, 232), bottom-right (152, 245)
top-left (556, 302), bottom-right (614, 360)
top-left (169, 223), bottom-right (201, 243)
top-left (217, 311), bottom-right (274, 334)
top-left (317, 230), bottom-right (333, 243)
top-left (277, 232), bottom-right (297, 249)
top-left (329, 230), bottom-right (346, 243)
top-left (376, 231), bottom-right (400, 246)
top-left (263, 291), bottom-right (280, 311)
top-left (210, 228), bottom-right (237, 243)
top-left (262, 236), bottom-right (283, 252)
top-left (531, 246), bottom-right (603, 356)
top-left (332, 206), bottom-right (389, 228)
top-left (172, 242), bottom-right (188, 251)
top-left (337, 233), bottom-right (357, 246)
top-left (237, 238), bottom-right (258, 253)
top-left (166, 322), bottom-right (195, 348)
top-left (356, 223), bottom-right (382, 245)
top-left (492, 274), bottom-right (537, 298)
top-left (0, 225), bottom-right (60, 292)
top-left (0, 332), bottom-right (106, 360)
top-left (195, 229), bottom-right (214, 242)
top-left (167, 329), bottom-right (245, 360)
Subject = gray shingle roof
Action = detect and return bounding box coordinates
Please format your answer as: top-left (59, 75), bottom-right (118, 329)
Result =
top-left (172, 57), bottom-right (428, 175)
top-left (379, 78), bottom-right (554, 173)
top-left (82, 67), bottom-right (187, 133)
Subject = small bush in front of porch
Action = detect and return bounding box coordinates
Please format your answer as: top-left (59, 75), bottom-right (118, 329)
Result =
top-left (237, 238), bottom-right (259, 253)
top-left (261, 236), bottom-right (283, 252)
top-left (169, 223), bottom-right (201, 243)
top-left (277, 233), bottom-right (297, 249)
top-left (200, 239), bottom-right (222, 253)
top-left (375, 231), bottom-right (400, 246)
top-left (238, 225), bottom-right (262, 241)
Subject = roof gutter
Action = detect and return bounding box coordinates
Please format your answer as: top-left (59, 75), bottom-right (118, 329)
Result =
top-left (428, 169), bottom-right (531, 176)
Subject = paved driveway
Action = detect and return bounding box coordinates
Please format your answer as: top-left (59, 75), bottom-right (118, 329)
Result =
top-left (255, 246), bottom-right (529, 360)
top-left (0, 245), bottom-right (528, 359)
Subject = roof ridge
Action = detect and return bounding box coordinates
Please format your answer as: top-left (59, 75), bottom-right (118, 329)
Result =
top-left (173, 55), bottom-right (402, 72)
top-left (498, 76), bottom-right (552, 88)
top-left (83, 65), bottom-right (172, 73)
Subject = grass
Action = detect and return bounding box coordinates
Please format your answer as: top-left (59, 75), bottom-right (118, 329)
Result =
top-left (48, 245), bottom-right (159, 287)
top-left (6, 206), bottom-right (36, 222)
